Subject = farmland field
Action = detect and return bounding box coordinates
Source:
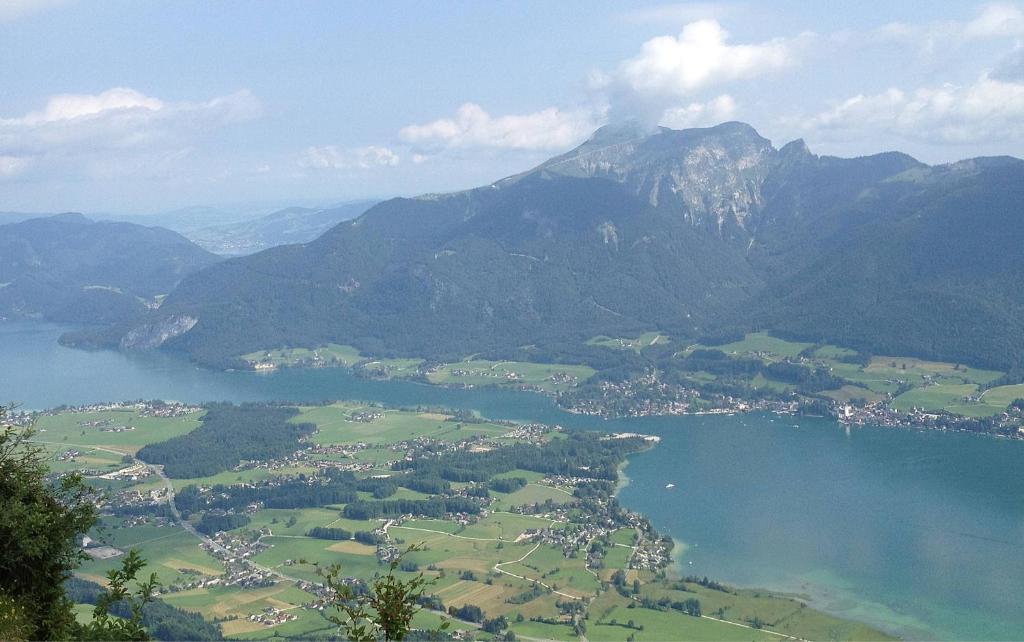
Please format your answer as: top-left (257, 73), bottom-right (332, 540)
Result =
top-left (428, 359), bottom-right (596, 392)
top-left (240, 343), bottom-right (364, 368)
top-left (295, 403), bottom-right (508, 445)
top-left (588, 332), bottom-right (670, 353)
top-left (33, 407), bottom-right (203, 454)
top-left (892, 384), bottom-right (979, 412)
top-left (699, 332), bottom-right (813, 359)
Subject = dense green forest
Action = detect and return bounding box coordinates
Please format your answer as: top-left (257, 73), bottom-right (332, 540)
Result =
top-left (137, 404), bottom-right (314, 478)
top-left (396, 432), bottom-right (648, 482)
top-left (175, 476), bottom-right (360, 514)
top-left (195, 513), bottom-right (250, 534)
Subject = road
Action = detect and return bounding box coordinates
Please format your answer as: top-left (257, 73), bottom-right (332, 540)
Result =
top-left (32, 439), bottom-right (303, 584)
top-left (144, 457), bottom-right (305, 583)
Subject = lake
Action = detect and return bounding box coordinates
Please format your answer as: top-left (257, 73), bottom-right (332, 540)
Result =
top-left (2, 321), bottom-right (1022, 640)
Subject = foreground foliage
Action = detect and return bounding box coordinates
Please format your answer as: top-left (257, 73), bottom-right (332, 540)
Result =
top-left (316, 545), bottom-right (449, 641)
top-left (0, 408), bottom-right (96, 640)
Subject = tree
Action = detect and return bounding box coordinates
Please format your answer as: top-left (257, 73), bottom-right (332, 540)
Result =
top-left (0, 408), bottom-right (96, 640)
top-left (76, 549), bottom-right (157, 641)
top-left (481, 615), bottom-right (508, 634)
top-left (317, 544), bottom-right (449, 641)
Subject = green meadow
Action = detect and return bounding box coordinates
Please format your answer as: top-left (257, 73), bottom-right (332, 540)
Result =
top-left (240, 343), bottom-right (364, 368)
top-left (587, 332), bottom-right (670, 353)
top-left (428, 359), bottom-right (596, 392)
top-left (33, 408), bottom-right (204, 454)
top-left (295, 403), bottom-right (508, 445)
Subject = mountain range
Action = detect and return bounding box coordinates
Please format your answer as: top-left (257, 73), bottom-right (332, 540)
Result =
top-left (57, 122), bottom-right (1024, 371)
top-left (182, 200), bottom-right (377, 255)
top-left (0, 214), bottom-right (220, 324)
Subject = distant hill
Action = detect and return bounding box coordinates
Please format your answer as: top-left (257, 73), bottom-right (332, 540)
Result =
top-left (183, 200), bottom-right (377, 255)
top-left (0, 213), bottom-right (221, 324)
top-left (0, 211), bottom-right (56, 225)
top-left (72, 122), bottom-right (1024, 370)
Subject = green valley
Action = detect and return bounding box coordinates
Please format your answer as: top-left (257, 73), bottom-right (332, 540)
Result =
top-left (22, 401), bottom-right (894, 641)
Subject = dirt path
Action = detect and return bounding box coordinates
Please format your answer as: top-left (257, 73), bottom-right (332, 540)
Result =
top-left (492, 543), bottom-right (582, 600)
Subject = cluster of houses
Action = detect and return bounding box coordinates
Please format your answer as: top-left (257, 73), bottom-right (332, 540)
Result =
top-left (203, 528), bottom-right (272, 565)
top-left (158, 572), bottom-right (223, 594)
top-left (57, 448), bottom-right (82, 462)
top-left (348, 410), bottom-right (384, 422)
top-left (502, 422), bottom-right (558, 441)
top-left (836, 399), bottom-right (1024, 436)
top-left (564, 374), bottom-right (805, 419)
top-left (137, 402), bottom-right (202, 418)
top-left (100, 485), bottom-right (169, 513)
top-left (77, 418), bottom-right (137, 433)
top-left (501, 474), bottom-right (672, 573)
top-left (548, 371), bottom-right (580, 385)
top-left (45, 400), bottom-right (201, 417)
top-left (2, 410), bottom-right (34, 427)
top-left (630, 538), bottom-right (673, 571)
top-left (96, 462), bottom-right (150, 481)
top-left (122, 514), bottom-right (170, 528)
top-left (247, 607), bottom-right (298, 627)
top-left (446, 367), bottom-right (523, 383)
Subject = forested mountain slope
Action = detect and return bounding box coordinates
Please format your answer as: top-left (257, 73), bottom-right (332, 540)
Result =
top-left (753, 158), bottom-right (1024, 369)
top-left (76, 123), bottom-right (1024, 370)
top-left (0, 213), bottom-right (220, 324)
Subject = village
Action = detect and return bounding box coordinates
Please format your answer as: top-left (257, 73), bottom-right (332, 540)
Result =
top-left (560, 374), bottom-right (803, 419)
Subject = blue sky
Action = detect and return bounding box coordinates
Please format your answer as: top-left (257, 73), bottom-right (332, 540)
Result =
top-left (2, 1), bottom-right (1023, 213)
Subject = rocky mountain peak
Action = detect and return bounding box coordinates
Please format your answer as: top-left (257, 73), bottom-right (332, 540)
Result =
top-left (778, 138), bottom-right (813, 158)
top-left (532, 121), bottom-right (778, 238)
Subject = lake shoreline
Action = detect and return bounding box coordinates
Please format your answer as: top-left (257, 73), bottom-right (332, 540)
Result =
top-left (5, 321), bottom-right (1023, 640)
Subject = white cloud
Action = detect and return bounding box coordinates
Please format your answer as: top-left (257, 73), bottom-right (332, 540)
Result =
top-left (399, 102), bottom-right (599, 154)
top-left (801, 75), bottom-right (1024, 145)
top-left (14, 87), bottom-right (164, 125)
top-left (964, 3), bottom-right (1024, 38)
top-left (0, 88), bottom-right (261, 179)
top-left (601, 19), bottom-right (808, 123)
top-left (301, 145), bottom-right (400, 170)
top-left (0, 0), bottom-right (66, 23)
top-left (660, 94), bottom-right (738, 129)
top-left (872, 3), bottom-right (1024, 55)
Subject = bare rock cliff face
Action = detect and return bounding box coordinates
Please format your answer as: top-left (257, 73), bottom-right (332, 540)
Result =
top-left (119, 314), bottom-right (198, 350)
top-left (532, 121), bottom-right (779, 240)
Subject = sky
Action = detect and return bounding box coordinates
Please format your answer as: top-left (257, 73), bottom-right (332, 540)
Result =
top-left (2, 0), bottom-right (1024, 214)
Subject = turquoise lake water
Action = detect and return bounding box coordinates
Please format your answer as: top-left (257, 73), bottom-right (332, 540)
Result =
top-left (2, 321), bottom-right (1022, 640)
